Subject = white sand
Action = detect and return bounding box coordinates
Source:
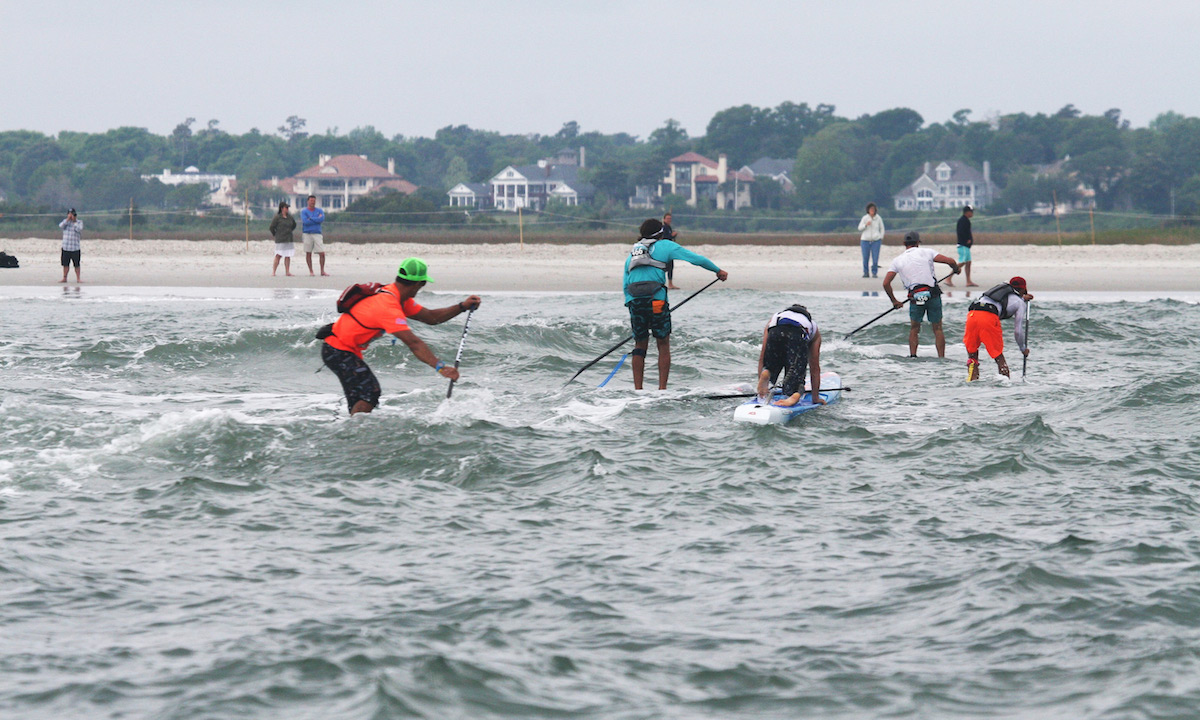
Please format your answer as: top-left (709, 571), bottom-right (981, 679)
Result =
top-left (2, 237), bottom-right (1198, 292)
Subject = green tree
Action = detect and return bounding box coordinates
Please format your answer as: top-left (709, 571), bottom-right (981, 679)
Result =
top-left (703, 104), bottom-right (769, 165)
top-left (649, 119), bottom-right (689, 149)
top-left (277, 115), bottom-right (308, 142)
top-left (1174, 175), bottom-right (1200, 217)
top-left (863, 108), bottom-right (924, 141)
top-left (999, 170), bottom-right (1041, 212)
top-left (555, 121), bottom-right (580, 140)
top-left (34, 175), bottom-right (80, 210)
top-left (586, 160), bottom-right (631, 203)
top-left (442, 155), bottom-right (470, 190)
top-left (1069, 147), bottom-right (1129, 209)
top-left (12, 140), bottom-right (67, 198)
top-left (170, 117), bottom-right (195, 167)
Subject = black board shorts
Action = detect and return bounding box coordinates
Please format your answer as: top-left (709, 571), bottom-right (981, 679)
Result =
top-left (626, 297), bottom-right (672, 340)
top-left (61, 250), bottom-right (81, 268)
top-left (763, 325), bottom-right (810, 396)
top-left (322, 343), bottom-right (381, 412)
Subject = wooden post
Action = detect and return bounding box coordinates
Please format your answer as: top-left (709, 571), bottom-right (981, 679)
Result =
top-left (244, 189), bottom-right (250, 252)
top-left (128, 197), bottom-right (133, 241)
top-left (1089, 205), bottom-right (1096, 245)
top-left (518, 205), bottom-right (524, 250)
top-left (1052, 190), bottom-right (1062, 246)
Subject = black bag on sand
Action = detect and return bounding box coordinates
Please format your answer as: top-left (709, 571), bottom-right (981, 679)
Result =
top-left (0, 251), bottom-right (18, 268)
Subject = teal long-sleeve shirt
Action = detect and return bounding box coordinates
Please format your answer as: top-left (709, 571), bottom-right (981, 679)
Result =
top-left (622, 239), bottom-right (721, 303)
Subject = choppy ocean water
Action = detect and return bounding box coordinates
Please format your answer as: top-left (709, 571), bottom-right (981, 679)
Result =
top-left (2, 284), bottom-right (1199, 720)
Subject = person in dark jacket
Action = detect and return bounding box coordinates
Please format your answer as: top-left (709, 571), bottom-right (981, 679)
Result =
top-left (270, 201), bottom-right (297, 277)
top-left (947, 205), bottom-right (977, 287)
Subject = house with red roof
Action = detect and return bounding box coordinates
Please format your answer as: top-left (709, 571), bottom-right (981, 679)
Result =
top-left (661, 152), bottom-right (753, 209)
top-left (265, 154), bottom-right (418, 212)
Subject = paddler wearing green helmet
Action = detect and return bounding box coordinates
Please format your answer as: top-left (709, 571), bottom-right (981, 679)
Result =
top-left (318, 257), bottom-right (481, 414)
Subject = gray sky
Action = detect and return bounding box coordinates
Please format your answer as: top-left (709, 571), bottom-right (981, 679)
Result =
top-left (3, 0), bottom-right (1195, 140)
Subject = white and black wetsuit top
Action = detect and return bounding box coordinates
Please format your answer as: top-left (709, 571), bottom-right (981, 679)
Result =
top-left (767, 307), bottom-right (817, 340)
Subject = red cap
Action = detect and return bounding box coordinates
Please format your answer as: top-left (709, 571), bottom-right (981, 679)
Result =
top-left (1009, 276), bottom-right (1027, 290)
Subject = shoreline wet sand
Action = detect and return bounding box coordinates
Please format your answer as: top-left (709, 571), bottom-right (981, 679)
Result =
top-left (1, 237), bottom-right (1198, 293)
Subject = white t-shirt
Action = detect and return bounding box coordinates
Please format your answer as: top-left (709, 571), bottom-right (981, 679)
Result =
top-left (888, 247), bottom-right (938, 290)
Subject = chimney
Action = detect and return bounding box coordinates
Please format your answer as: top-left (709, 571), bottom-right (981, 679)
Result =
top-left (271, 176), bottom-right (278, 187)
top-left (359, 154), bottom-right (368, 160)
top-left (537, 159), bottom-right (547, 168)
top-left (319, 154), bottom-right (330, 167)
top-left (387, 158), bottom-right (395, 175)
top-left (579, 146), bottom-right (586, 168)
top-left (718, 154), bottom-right (728, 184)
top-left (983, 160), bottom-right (991, 185)
top-left (924, 161), bottom-right (930, 176)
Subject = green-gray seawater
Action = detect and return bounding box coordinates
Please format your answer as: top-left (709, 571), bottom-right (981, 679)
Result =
top-left (2, 285), bottom-right (1199, 719)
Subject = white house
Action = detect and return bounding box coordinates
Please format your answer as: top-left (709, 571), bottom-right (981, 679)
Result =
top-left (893, 160), bottom-right (997, 211)
top-left (661, 152), bottom-right (753, 209)
top-left (270, 154), bottom-right (418, 212)
top-left (447, 182), bottom-right (493, 209)
top-left (142, 166), bottom-right (236, 194)
top-left (489, 161), bottom-right (594, 212)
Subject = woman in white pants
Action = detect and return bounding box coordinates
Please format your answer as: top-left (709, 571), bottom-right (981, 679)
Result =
top-left (858, 202), bottom-right (885, 278)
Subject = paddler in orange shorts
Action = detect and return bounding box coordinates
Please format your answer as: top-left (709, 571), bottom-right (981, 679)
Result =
top-left (964, 276), bottom-right (1033, 381)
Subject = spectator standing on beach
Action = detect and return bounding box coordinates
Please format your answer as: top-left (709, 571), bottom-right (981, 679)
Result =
top-left (270, 201), bottom-right (297, 277)
top-left (857, 202), bottom-right (884, 278)
top-left (301, 195), bottom-right (328, 277)
top-left (662, 211), bottom-right (680, 289)
top-left (58, 209), bottom-right (83, 283)
top-left (947, 205), bottom-right (977, 287)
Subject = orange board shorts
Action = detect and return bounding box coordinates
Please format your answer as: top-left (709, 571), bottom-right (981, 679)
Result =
top-left (964, 310), bottom-right (1004, 358)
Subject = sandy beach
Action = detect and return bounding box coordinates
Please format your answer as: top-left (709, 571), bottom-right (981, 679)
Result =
top-left (1, 237), bottom-right (1198, 292)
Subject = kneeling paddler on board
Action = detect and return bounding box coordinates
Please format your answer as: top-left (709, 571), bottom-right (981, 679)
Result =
top-left (755, 304), bottom-right (823, 406)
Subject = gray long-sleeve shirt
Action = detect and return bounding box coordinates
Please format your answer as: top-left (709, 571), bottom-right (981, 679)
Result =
top-left (977, 293), bottom-right (1028, 351)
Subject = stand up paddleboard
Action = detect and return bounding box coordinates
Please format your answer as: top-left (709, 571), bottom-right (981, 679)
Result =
top-left (733, 371), bottom-right (842, 425)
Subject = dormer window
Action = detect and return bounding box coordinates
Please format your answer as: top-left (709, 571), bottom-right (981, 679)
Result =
top-left (936, 164), bottom-right (951, 181)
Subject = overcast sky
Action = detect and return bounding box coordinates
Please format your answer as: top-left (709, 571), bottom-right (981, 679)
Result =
top-left (3, 0), bottom-right (1195, 141)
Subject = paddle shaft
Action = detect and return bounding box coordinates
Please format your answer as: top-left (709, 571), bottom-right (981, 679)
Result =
top-left (1022, 300), bottom-right (1030, 380)
top-left (844, 270), bottom-right (957, 340)
top-left (567, 277), bottom-right (721, 386)
top-left (446, 307), bottom-right (475, 398)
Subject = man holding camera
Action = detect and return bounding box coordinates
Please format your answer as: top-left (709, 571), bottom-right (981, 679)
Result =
top-left (58, 209), bottom-right (83, 283)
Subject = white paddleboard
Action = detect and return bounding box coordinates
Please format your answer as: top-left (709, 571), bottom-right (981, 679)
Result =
top-left (733, 371), bottom-right (842, 425)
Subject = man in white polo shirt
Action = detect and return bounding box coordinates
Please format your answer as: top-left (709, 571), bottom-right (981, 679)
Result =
top-left (882, 231), bottom-right (960, 358)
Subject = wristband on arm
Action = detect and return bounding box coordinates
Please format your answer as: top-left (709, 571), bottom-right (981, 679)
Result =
top-left (434, 361), bottom-right (445, 373)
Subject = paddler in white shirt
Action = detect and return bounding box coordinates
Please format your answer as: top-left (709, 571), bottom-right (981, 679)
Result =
top-left (882, 231), bottom-right (961, 358)
top-left (754, 304), bottom-right (823, 407)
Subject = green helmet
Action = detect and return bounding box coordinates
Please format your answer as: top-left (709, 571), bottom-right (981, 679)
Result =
top-left (397, 257), bottom-right (434, 283)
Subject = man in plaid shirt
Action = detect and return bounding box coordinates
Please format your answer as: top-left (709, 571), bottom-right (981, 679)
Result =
top-left (59, 209), bottom-right (83, 283)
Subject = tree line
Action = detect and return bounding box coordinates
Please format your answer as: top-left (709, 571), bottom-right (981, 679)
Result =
top-left (2, 103), bottom-right (1199, 223)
